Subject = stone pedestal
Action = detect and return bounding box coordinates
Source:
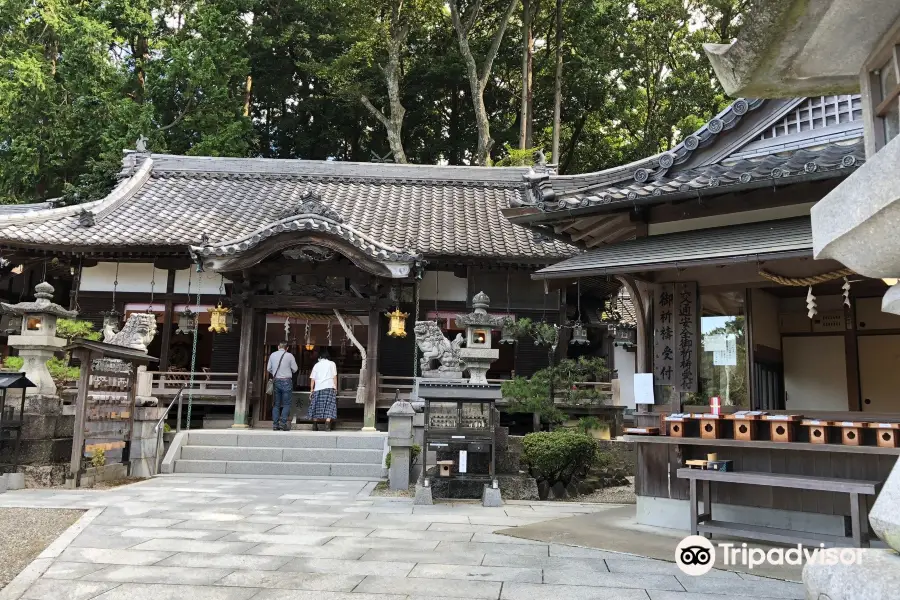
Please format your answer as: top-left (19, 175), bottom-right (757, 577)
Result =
top-left (387, 400), bottom-right (416, 491)
top-left (130, 405), bottom-right (164, 477)
top-left (482, 484), bottom-right (503, 507)
top-left (459, 347), bottom-right (499, 384)
top-left (414, 482), bottom-right (434, 505)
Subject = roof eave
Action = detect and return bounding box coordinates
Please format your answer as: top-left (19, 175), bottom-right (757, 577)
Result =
top-left (532, 249), bottom-right (813, 280)
top-left (506, 168), bottom-right (853, 228)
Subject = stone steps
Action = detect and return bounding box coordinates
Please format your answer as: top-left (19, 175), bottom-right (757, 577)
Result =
top-left (164, 430), bottom-right (387, 479)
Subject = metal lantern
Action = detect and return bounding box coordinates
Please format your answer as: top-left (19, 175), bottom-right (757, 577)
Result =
top-left (385, 308), bottom-right (409, 338)
top-left (499, 321), bottom-right (517, 345)
top-left (208, 302), bottom-right (232, 333)
top-left (176, 307), bottom-right (196, 334)
top-left (616, 325), bottom-right (636, 344)
top-left (570, 321), bottom-right (590, 345)
top-left (1, 313), bottom-right (22, 336)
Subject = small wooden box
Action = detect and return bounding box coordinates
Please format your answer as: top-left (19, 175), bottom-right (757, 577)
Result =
top-left (698, 414), bottom-right (723, 439)
top-left (872, 423), bottom-right (900, 448)
top-left (726, 412), bottom-right (763, 441)
top-left (802, 419), bottom-right (834, 444)
top-left (838, 421), bottom-right (867, 446)
top-left (436, 460), bottom-right (455, 477)
top-left (625, 427), bottom-right (660, 436)
top-left (765, 415), bottom-right (802, 442)
top-left (665, 417), bottom-right (686, 438)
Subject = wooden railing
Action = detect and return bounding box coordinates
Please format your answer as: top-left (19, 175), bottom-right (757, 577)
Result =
top-left (145, 371), bottom-right (239, 399)
top-left (376, 375), bottom-right (613, 405)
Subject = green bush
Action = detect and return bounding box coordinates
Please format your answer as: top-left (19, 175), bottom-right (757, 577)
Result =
top-left (385, 444), bottom-right (421, 469)
top-left (522, 429), bottom-right (599, 488)
top-left (2, 356), bottom-right (23, 371)
top-left (56, 318), bottom-right (102, 342)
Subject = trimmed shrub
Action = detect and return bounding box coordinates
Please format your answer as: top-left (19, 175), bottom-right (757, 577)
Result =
top-left (522, 429), bottom-right (598, 488)
top-left (385, 444), bottom-right (421, 469)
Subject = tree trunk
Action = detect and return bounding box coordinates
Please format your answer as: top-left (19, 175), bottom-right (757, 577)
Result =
top-left (243, 76), bottom-right (253, 117)
top-left (533, 411), bottom-right (541, 432)
top-left (360, 0), bottom-right (409, 163)
top-left (519, 0), bottom-right (530, 150)
top-left (448, 0), bottom-right (519, 166)
top-left (525, 5), bottom-right (535, 149)
top-left (551, 0), bottom-right (563, 164)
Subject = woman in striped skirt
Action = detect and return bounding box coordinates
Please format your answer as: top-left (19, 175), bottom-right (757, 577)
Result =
top-left (308, 347), bottom-right (338, 426)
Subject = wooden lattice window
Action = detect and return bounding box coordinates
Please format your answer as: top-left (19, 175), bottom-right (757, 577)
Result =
top-left (758, 95), bottom-right (863, 140)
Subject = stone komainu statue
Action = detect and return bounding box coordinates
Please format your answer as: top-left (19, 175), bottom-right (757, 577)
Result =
top-left (103, 312), bottom-right (158, 354)
top-left (414, 321), bottom-right (463, 373)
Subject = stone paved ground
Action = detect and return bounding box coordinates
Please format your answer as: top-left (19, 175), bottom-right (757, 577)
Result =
top-left (0, 476), bottom-right (804, 600)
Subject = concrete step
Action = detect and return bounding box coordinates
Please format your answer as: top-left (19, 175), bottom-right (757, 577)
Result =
top-left (173, 459), bottom-right (386, 478)
top-left (180, 445), bottom-right (383, 465)
top-left (185, 430), bottom-right (386, 451)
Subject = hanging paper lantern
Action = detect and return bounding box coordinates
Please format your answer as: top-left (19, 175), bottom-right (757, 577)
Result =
top-left (176, 308), bottom-right (196, 335)
top-left (570, 321), bottom-right (590, 345)
top-left (385, 308), bottom-right (409, 338)
top-left (208, 302), bottom-right (232, 333)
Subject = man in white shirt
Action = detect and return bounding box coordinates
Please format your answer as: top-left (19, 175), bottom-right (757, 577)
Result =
top-left (308, 346), bottom-right (338, 428)
top-left (267, 342), bottom-right (298, 431)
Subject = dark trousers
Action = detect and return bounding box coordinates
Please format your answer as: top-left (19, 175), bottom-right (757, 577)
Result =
top-left (272, 379), bottom-right (293, 429)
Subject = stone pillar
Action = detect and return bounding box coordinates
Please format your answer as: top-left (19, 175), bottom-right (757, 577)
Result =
top-left (387, 399), bottom-right (415, 490)
top-left (364, 307), bottom-right (380, 431)
top-left (129, 405), bottom-right (163, 477)
top-left (233, 307), bottom-right (254, 428)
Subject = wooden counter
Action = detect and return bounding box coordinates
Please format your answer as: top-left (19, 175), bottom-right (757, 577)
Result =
top-left (627, 434), bottom-right (897, 518)
top-left (624, 435), bottom-right (900, 455)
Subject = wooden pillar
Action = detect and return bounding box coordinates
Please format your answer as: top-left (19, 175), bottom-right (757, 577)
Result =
top-left (69, 349), bottom-right (95, 485)
top-left (364, 307), bottom-right (380, 431)
top-left (159, 270), bottom-right (176, 371)
top-left (233, 306), bottom-right (255, 428)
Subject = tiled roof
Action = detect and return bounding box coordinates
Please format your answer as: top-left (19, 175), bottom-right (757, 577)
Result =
top-left (0, 154), bottom-right (576, 262)
top-left (514, 98), bottom-right (865, 216)
top-left (534, 217), bottom-right (813, 278)
top-left (540, 138), bottom-right (865, 212)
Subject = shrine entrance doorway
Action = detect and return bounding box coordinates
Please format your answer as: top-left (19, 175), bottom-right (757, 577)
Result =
top-left (256, 310), bottom-right (371, 428)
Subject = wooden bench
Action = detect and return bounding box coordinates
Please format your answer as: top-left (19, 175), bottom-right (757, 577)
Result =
top-left (677, 468), bottom-right (883, 548)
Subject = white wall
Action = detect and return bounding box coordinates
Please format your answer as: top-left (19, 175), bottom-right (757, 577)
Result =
top-left (783, 336), bottom-right (849, 411)
top-left (80, 263), bottom-right (227, 295)
top-left (751, 289), bottom-right (781, 350)
top-left (419, 271), bottom-right (468, 302)
top-left (613, 346), bottom-right (636, 409)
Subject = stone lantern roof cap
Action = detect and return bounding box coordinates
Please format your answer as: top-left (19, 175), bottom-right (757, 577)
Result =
top-left (0, 282), bottom-right (78, 318)
top-left (455, 291), bottom-right (506, 328)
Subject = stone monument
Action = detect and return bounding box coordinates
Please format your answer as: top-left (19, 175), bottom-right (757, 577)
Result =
top-left (413, 321), bottom-right (463, 378)
top-left (454, 291), bottom-right (505, 384)
top-left (1, 282), bottom-right (77, 401)
top-left (0, 282), bottom-right (77, 485)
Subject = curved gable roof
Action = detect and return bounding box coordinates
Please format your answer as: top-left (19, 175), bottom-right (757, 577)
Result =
top-left (0, 154), bottom-right (576, 263)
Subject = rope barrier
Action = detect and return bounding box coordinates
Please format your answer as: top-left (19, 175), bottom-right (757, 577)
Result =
top-left (758, 267), bottom-right (855, 287)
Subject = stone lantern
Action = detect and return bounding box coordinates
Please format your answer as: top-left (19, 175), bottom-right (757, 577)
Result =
top-left (1, 282), bottom-right (77, 398)
top-left (455, 292), bottom-right (505, 384)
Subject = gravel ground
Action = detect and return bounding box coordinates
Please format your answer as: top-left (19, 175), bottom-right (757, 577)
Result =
top-left (370, 481), bottom-right (415, 497)
top-left (0, 508), bottom-right (83, 588)
top-left (564, 476), bottom-right (636, 504)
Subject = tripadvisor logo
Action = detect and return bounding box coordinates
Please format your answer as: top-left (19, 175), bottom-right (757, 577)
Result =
top-left (675, 536), bottom-right (716, 576)
top-left (676, 536), bottom-right (865, 575)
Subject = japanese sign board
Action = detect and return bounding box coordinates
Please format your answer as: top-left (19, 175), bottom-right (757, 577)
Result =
top-left (652, 285), bottom-right (676, 387)
top-left (653, 282), bottom-right (698, 393)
